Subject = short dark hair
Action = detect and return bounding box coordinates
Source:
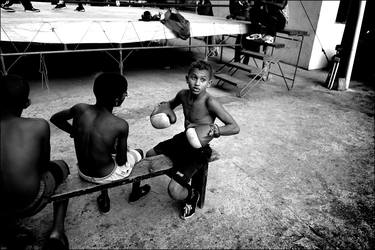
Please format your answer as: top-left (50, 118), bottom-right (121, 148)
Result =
top-left (187, 60), bottom-right (213, 79)
top-left (93, 72), bottom-right (128, 104)
top-left (0, 74), bottom-right (30, 108)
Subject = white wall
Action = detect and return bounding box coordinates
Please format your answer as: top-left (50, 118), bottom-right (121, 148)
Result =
top-left (308, 0), bottom-right (345, 70)
top-left (273, 1), bottom-right (322, 69)
top-left (212, 0), bottom-right (345, 70)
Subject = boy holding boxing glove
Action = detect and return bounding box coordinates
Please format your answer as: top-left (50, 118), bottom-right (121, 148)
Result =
top-left (147, 60), bottom-right (240, 219)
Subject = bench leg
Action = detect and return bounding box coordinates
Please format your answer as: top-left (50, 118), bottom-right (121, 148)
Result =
top-left (191, 163), bottom-right (208, 209)
top-left (131, 181), bottom-right (140, 192)
top-left (97, 189), bottom-right (110, 213)
top-left (129, 181), bottom-right (151, 202)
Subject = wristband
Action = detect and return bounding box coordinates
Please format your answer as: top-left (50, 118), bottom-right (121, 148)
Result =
top-left (209, 124), bottom-right (220, 138)
top-left (213, 124), bottom-right (221, 138)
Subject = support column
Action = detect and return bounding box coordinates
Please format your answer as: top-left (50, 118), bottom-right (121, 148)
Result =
top-left (0, 48), bottom-right (7, 76)
top-left (342, 0), bottom-right (367, 90)
top-left (336, 0), bottom-right (365, 90)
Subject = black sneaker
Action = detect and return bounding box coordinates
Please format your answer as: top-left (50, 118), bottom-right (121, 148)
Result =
top-left (97, 192), bottom-right (110, 213)
top-left (2, 0), bottom-right (12, 7)
top-left (128, 184), bottom-right (151, 202)
top-left (75, 4), bottom-right (85, 12)
top-left (208, 47), bottom-right (219, 57)
top-left (25, 7), bottom-right (40, 12)
top-left (180, 190), bottom-right (200, 220)
top-left (1, 1), bottom-right (15, 12)
top-left (1, 5), bottom-right (15, 12)
top-left (54, 3), bottom-right (66, 9)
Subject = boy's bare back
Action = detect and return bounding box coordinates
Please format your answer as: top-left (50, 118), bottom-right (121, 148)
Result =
top-left (70, 103), bottom-right (129, 178)
top-left (1, 112), bottom-right (50, 209)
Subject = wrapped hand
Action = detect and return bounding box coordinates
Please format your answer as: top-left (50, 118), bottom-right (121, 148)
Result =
top-left (208, 124), bottom-right (220, 138)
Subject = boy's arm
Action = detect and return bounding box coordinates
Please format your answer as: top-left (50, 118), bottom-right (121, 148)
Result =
top-left (115, 121), bottom-right (129, 166)
top-left (207, 97), bottom-right (240, 136)
top-left (50, 107), bottom-right (74, 137)
top-left (168, 90), bottom-right (183, 110)
top-left (38, 119), bottom-right (51, 172)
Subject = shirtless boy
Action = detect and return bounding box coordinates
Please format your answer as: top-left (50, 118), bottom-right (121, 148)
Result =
top-left (50, 72), bottom-right (150, 213)
top-left (147, 60), bottom-right (240, 219)
top-left (0, 75), bottom-right (70, 249)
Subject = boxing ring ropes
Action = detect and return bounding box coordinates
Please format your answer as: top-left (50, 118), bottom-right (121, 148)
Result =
top-left (0, 2), bottom-right (251, 87)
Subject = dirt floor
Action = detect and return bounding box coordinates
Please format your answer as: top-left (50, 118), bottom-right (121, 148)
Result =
top-left (4, 43), bottom-right (374, 249)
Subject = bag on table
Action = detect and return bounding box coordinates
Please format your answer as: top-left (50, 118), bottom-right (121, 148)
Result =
top-left (161, 9), bottom-right (191, 40)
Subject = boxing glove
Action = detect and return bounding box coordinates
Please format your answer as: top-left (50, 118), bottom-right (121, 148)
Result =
top-left (150, 102), bottom-right (177, 129)
top-left (168, 179), bottom-right (189, 201)
top-left (185, 124), bottom-right (220, 148)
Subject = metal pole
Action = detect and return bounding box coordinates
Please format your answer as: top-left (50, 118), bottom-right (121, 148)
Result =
top-left (344, 0), bottom-right (366, 90)
top-left (119, 43), bottom-right (123, 75)
top-left (0, 48), bottom-right (7, 76)
top-left (291, 35), bottom-right (304, 89)
top-left (0, 44), bottom-right (233, 57)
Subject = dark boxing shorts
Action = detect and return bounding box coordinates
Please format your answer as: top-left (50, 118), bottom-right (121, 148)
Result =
top-left (154, 132), bottom-right (212, 181)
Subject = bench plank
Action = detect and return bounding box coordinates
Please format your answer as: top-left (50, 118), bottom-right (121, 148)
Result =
top-left (50, 155), bottom-right (173, 202)
top-left (278, 29), bottom-right (309, 36)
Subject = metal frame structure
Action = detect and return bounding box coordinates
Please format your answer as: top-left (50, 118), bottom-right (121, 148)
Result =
top-left (0, 2), bottom-right (250, 87)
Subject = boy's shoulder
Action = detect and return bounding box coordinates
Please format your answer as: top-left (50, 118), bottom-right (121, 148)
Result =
top-left (19, 117), bottom-right (49, 135)
top-left (199, 91), bottom-right (215, 103)
top-left (204, 93), bottom-right (223, 111)
top-left (105, 115), bottom-right (128, 135)
top-left (21, 117), bottom-right (48, 126)
top-left (72, 103), bottom-right (91, 112)
top-left (31, 116), bottom-right (49, 126)
top-left (205, 93), bottom-right (217, 104)
top-left (177, 89), bottom-right (189, 96)
top-left (112, 114), bottom-right (129, 128)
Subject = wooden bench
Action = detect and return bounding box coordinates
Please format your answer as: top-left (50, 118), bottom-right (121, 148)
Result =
top-left (49, 155), bottom-right (213, 212)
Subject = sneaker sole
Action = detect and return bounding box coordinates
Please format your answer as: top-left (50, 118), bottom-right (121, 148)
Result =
top-left (1, 8), bottom-right (15, 12)
top-left (180, 213), bottom-right (194, 220)
top-left (180, 192), bottom-right (200, 220)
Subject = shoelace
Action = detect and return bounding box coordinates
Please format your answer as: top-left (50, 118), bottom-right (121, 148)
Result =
top-left (247, 34), bottom-right (263, 40)
top-left (183, 204), bottom-right (192, 216)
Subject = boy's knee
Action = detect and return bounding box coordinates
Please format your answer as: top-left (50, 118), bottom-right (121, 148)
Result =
top-left (134, 149), bottom-right (144, 159)
top-left (168, 179), bottom-right (189, 201)
top-left (48, 160), bottom-right (70, 184)
top-left (145, 148), bottom-right (157, 158)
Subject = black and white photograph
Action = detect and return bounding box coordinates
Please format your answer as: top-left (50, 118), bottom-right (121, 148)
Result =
top-left (1, 0), bottom-right (374, 249)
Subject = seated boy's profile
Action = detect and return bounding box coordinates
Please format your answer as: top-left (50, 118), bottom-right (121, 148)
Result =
top-left (50, 72), bottom-right (150, 213)
top-left (0, 74), bottom-right (70, 250)
top-left (147, 60), bottom-right (240, 219)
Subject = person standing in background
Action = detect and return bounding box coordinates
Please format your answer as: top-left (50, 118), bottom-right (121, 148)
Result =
top-left (53, 0), bottom-right (85, 12)
top-left (1, 0), bottom-right (40, 12)
top-left (196, 0), bottom-right (219, 57)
